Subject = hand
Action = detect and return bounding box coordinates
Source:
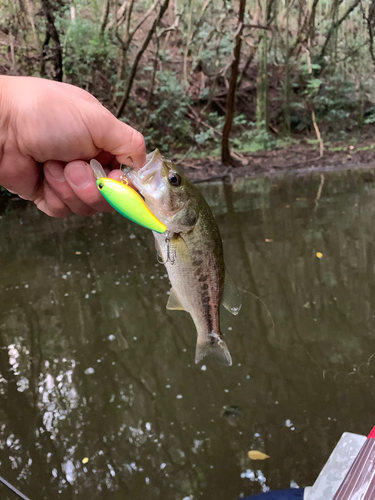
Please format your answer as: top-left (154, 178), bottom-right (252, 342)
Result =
top-left (0, 76), bottom-right (145, 217)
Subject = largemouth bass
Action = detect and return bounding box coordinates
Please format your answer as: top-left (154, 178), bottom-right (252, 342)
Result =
top-left (125, 150), bottom-right (241, 366)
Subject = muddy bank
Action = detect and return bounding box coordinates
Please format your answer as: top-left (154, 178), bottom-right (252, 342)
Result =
top-left (180, 139), bottom-right (375, 182)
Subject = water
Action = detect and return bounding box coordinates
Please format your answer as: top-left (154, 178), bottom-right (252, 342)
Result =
top-left (1, 168), bottom-right (375, 500)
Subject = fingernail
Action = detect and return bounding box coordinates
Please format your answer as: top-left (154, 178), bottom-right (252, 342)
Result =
top-left (47, 163), bottom-right (65, 182)
top-left (66, 163), bottom-right (91, 188)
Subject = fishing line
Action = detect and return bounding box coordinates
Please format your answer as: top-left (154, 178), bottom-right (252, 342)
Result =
top-left (0, 475), bottom-right (32, 500)
top-left (238, 287), bottom-right (276, 342)
top-left (238, 289), bottom-right (325, 382)
top-left (237, 287), bottom-right (325, 371)
top-left (240, 288), bottom-right (375, 379)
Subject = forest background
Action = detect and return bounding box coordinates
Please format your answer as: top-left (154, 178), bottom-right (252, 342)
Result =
top-left (1, 0), bottom-right (375, 168)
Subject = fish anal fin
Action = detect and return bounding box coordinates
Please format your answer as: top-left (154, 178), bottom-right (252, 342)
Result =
top-left (222, 271), bottom-right (242, 316)
top-left (195, 332), bottom-right (232, 367)
top-left (166, 288), bottom-right (186, 311)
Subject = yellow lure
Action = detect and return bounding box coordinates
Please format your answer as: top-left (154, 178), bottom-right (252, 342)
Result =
top-left (90, 160), bottom-right (167, 234)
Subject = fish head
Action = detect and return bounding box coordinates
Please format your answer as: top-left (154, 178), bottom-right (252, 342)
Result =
top-left (124, 149), bottom-right (199, 233)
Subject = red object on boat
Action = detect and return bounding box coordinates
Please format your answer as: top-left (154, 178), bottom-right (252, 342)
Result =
top-left (332, 427), bottom-right (375, 500)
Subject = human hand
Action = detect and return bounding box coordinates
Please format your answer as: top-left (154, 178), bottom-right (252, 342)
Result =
top-left (0, 76), bottom-right (145, 217)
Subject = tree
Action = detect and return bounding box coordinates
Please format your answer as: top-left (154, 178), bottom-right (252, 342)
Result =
top-left (40, 0), bottom-right (63, 82)
top-left (221, 0), bottom-right (247, 166)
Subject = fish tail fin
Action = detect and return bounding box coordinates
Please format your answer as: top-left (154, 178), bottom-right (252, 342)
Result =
top-left (195, 332), bottom-right (232, 367)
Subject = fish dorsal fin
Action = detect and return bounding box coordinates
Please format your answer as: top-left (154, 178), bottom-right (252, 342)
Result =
top-left (222, 271), bottom-right (242, 316)
top-left (167, 288), bottom-right (186, 311)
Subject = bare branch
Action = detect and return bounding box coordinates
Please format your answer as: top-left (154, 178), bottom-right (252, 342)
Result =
top-left (116, 0), bottom-right (170, 118)
top-left (320, 0), bottom-right (361, 60)
top-left (100, 0), bottom-right (111, 34)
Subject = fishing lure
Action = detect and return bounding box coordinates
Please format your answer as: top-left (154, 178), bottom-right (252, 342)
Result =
top-left (90, 159), bottom-right (167, 234)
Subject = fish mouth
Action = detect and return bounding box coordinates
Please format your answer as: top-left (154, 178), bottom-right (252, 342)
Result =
top-left (123, 149), bottom-right (164, 196)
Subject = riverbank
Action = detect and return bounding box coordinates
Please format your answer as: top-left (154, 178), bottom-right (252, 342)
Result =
top-left (2, 138), bottom-right (375, 216)
top-left (180, 138), bottom-right (375, 183)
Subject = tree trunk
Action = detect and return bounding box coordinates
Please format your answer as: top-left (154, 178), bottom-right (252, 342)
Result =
top-left (283, 0), bottom-right (291, 136)
top-left (256, 22), bottom-right (269, 136)
top-left (41, 0), bottom-right (63, 81)
top-left (221, 0), bottom-right (247, 166)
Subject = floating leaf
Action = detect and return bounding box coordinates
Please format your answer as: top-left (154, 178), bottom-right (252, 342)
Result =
top-left (248, 450), bottom-right (270, 460)
top-left (82, 457), bottom-right (89, 464)
top-left (316, 252), bottom-right (323, 259)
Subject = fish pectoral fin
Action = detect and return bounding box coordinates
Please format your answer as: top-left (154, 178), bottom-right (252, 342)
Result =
top-left (195, 332), bottom-right (232, 367)
top-left (166, 288), bottom-right (186, 311)
top-left (222, 271), bottom-right (242, 316)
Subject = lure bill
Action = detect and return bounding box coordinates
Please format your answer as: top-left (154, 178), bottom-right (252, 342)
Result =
top-left (90, 159), bottom-right (167, 234)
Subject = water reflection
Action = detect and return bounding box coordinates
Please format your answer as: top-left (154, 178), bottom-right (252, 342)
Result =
top-left (1, 169), bottom-right (375, 499)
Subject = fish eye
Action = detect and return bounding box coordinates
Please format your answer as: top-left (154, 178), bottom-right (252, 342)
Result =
top-left (168, 172), bottom-right (181, 187)
top-left (98, 183), bottom-right (104, 190)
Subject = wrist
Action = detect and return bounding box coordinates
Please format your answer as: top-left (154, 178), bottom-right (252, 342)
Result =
top-left (0, 76), bottom-right (12, 167)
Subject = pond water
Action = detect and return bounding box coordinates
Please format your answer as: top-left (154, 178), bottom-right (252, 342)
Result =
top-left (1, 168), bottom-right (375, 500)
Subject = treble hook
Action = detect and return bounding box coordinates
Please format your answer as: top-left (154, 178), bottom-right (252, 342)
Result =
top-left (120, 156), bottom-right (134, 184)
top-left (157, 230), bottom-right (176, 266)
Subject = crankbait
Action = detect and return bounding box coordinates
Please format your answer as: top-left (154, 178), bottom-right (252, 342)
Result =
top-left (90, 159), bottom-right (167, 234)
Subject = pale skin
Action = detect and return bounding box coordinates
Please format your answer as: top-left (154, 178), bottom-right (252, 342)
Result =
top-left (0, 76), bottom-right (146, 217)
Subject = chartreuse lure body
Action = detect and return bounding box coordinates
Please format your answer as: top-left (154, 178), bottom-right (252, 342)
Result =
top-left (90, 159), bottom-right (167, 234)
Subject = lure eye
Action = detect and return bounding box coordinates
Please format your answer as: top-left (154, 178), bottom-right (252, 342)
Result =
top-left (168, 172), bottom-right (181, 187)
top-left (98, 183), bottom-right (104, 190)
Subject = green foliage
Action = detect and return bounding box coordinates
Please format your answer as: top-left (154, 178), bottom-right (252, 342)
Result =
top-left (193, 113), bottom-right (277, 153)
top-left (195, 22), bottom-right (234, 75)
top-left (1, 0), bottom-right (375, 158)
top-left (233, 121), bottom-right (277, 152)
top-left (313, 76), bottom-right (359, 137)
top-left (142, 71), bottom-right (193, 154)
top-left (306, 78), bottom-right (323, 98)
top-left (364, 109), bottom-right (375, 125)
top-left (194, 112), bottom-right (224, 146)
top-left (63, 18), bottom-right (115, 87)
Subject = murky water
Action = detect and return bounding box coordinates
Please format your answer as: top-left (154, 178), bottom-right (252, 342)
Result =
top-left (1, 169), bottom-right (375, 500)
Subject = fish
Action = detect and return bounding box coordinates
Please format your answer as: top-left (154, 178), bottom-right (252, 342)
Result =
top-left (125, 149), bottom-right (242, 366)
